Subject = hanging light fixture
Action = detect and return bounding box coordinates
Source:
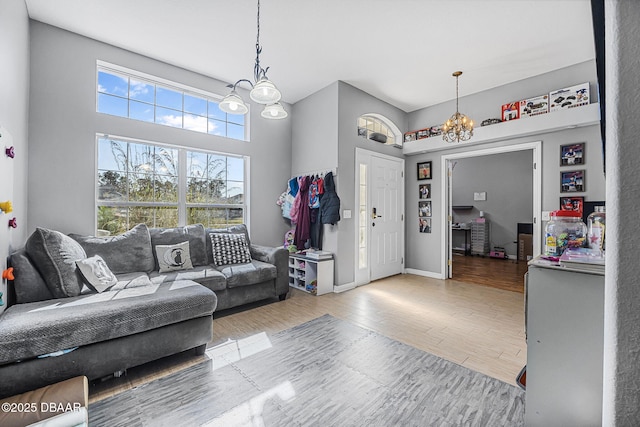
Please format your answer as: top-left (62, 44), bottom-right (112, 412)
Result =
top-left (442, 71), bottom-right (473, 142)
top-left (219, 0), bottom-right (287, 119)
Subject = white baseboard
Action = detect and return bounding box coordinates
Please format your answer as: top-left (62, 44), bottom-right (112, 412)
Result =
top-left (333, 282), bottom-right (357, 293)
top-left (404, 268), bottom-right (445, 279)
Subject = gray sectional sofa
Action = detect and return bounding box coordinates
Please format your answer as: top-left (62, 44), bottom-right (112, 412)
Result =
top-left (0, 223), bottom-right (288, 398)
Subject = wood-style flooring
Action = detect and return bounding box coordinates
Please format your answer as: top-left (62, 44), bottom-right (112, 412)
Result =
top-left (452, 255), bottom-right (528, 293)
top-left (90, 262), bottom-right (527, 404)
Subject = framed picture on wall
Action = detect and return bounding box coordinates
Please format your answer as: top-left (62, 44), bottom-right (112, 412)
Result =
top-left (560, 170), bottom-right (585, 192)
top-left (560, 143), bottom-right (585, 166)
top-left (560, 196), bottom-right (584, 214)
top-left (417, 161), bottom-right (432, 180)
top-left (419, 201), bottom-right (432, 217)
top-left (419, 218), bottom-right (432, 233)
top-left (419, 184), bottom-right (431, 199)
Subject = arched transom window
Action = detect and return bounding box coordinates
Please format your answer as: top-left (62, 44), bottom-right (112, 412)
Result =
top-left (357, 114), bottom-right (402, 147)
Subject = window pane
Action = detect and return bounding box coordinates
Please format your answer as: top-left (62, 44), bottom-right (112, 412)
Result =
top-left (128, 206), bottom-right (155, 227)
top-left (184, 94), bottom-right (207, 116)
top-left (228, 208), bottom-right (244, 225)
top-left (155, 107), bottom-right (183, 128)
top-left (209, 208), bottom-right (228, 227)
top-left (98, 170), bottom-right (127, 201)
top-left (208, 119), bottom-right (225, 136)
top-left (129, 79), bottom-right (154, 103)
top-left (130, 100), bottom-right (154, 122)
top-left (155, 207), bottom-right (179, 228)
top-left (209, 180), bottom-right (226, 203)
top-left (156, 86), bottom-right (182, 110)
top-left (129, 173), bottom-right (154, 201)
top-left (187, 178), bottom-right (210, 203)
top-left (184, 113), bottom-right (207, 133)
top-left (98, 138), bottom-right (127, 171)
top-left (207, 101), bottom-right (226, 120)
top-left (154, 147), bottom-right (178, 176)
top-left (98, 71), bottom-right (128, 96)
top-left (97, 206), bottom-right (128, 236)
top-left (227, 123), bottom-right (244, 141)
top-left (187, 207), bottom-right (209, 226)
top-left (98, 93), bottom-right (128, 117)
top-left (207, 154), bottom-right (227, 180)
top-left (227, 181), bottom-right (244, 203)
top-left (187, 151), bottom-right (207, 178)
top-left (226, 156), bottom-right (244, 181)
top-left (129, 143), bottom-right (154, 173)
top-left (227, 113), bottom-right (245, 126)
top-left (155, 175), bottom-right (178, 202)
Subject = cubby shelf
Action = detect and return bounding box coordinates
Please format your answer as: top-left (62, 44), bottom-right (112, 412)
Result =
top-left (288, 254), bottom-right (334, 296)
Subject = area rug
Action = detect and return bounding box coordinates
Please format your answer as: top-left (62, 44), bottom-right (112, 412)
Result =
top-left (89, 314), bottom-right (524, 426)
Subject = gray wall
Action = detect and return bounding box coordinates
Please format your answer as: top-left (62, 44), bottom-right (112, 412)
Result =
top-left (0, 0), bottom-right (30, 313)
top-left (336, 82), bottom-right (406, 285)
top-left (28, 21), bottom-right (292, 247)
top-left (451, 150), bottom-right (533, 257)
top-left (405, 61), bottom-right (605, 275)
top-left (604, 0), bottom-right (640, 423)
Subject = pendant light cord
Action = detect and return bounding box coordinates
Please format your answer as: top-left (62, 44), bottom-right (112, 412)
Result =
top-left (253, 0), bottom-right (269, 83)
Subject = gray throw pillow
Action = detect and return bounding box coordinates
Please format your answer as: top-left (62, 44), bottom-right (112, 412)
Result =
top-left (69, 223), bottom-right (155, 274)
top-left (155, 241), bottom-right (194, 273)
top-left (76, 255), bottom-right (118, 293)
top-left (25, 227), bottom-right (87, 298)
top-left (210, 233), bottom-right (252, 266)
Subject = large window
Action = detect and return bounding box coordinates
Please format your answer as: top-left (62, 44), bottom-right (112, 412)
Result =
top-left (97, 135), bottom-right (246, 235)
top-left (96, 62), bottom-right (247, 141)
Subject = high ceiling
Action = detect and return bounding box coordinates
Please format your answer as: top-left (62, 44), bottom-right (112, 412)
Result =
top-left (24, 0), bottom-right (595, 113)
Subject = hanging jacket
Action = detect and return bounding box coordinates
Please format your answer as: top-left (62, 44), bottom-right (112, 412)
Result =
top-left (320, 172), bottom-right (340, 225)
top-left (293, 176), bottom-right (312, 248)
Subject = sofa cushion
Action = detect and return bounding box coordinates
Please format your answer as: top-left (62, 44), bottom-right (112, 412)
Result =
top-left (210, 232), bottom-right (252, 266)
top-left (25, 227), bottom-right (87, 298)
top-left (205, 224), bottom-right (251, 264)
top-left (76, 255), bottom-right (118, 293)
top-left (154, 241), bottom-right (194, 273)
top-left (0, 280), bottom-right (217, 365)
top-left (149, 266), bottom-right (227, 291)
top-left (113, 272), bottom-right (153, 289)
top-left (9, 249), bottom-right (54, 304)
top-left (216, 259), bottom-right (277, 288)
top-left (69, 224), bottom-right (155, 274)
top-left (149, 224), bottom-right (208, 269)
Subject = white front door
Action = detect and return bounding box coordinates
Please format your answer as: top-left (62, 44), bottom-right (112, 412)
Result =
top-left (370, 154), bottom-right (404, 281)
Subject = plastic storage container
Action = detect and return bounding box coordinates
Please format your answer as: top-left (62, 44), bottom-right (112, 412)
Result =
top-left (587, 206), bottom-right (606, 252)
top-left (544, 210), bottom-right (587, 256)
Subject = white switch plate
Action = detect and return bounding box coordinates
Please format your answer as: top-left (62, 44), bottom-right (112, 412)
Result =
top-left (343, 210), bottom-right (352, 219)
top-left (542, 211), bottom-right (551, 221)
top-left (474, 192), bottom-right (487, 201)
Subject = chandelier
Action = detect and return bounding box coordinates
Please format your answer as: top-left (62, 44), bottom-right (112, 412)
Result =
top-left (219, 0), bottom-right (288, 120)
top-left (442, 71), bottom-right (473, 142)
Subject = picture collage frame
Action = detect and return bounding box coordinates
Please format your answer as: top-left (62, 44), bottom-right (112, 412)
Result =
top-left (418, 162), bottom-right (432, 233)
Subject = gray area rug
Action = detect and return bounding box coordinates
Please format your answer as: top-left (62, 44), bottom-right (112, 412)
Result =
top-left (89, 314), bottom-right (524, 426)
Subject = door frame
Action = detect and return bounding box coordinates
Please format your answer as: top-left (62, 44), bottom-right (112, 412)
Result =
top-left (354, 147), bottom-right (405, 286)
top-left (440, 141), bottom-right (542, 278)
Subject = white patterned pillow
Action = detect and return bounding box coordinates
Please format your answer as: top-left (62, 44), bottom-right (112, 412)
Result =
top-left (155, 241), bottom-right (194, 273)
top-left (210, 233), bottom-right (252, 266)
top-left (76, 255), bottom-right (118, 293)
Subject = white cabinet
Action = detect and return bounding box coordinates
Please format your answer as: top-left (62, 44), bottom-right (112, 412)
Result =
top-left (288, 254), bottom-right (334, 295)
top-left (525, 261), bottom-right (604, 426)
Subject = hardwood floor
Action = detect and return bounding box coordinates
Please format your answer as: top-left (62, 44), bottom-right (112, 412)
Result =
top-left (89, 272), bottom-right (527, 403)
top-left (452, 254), bottom-right (528, 293)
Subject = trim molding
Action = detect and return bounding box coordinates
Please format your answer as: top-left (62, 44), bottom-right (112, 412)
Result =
top-left (404, 268), bottom-right (444, 280)
top-left (333, 282), bottom-right (357, 293)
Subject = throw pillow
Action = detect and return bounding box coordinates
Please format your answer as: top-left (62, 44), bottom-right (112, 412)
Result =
top-left (25, 227), bottom-right (87, 298)
top-left (155, 241), bottom-right (194, 273)
top-left (76, 255), bottom-right (118, 293)
top-left (210, 233), bottom-right (252, 266)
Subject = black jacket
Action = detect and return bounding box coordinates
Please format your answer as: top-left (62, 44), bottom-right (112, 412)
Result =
top-left (320, 172), bottom-right (340, 225)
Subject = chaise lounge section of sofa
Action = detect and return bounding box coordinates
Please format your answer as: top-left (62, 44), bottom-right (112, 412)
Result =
top-left (0, 223), bottom-right (287, 398)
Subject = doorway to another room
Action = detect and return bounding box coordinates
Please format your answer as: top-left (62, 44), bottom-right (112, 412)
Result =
top-left (442, 142), bottom-right (541, 292)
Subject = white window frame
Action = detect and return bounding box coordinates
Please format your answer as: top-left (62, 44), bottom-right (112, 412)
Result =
top-left (357, 113), bottom-right (403, 147)
top-left (95, 133), bottom-right (249, 233)
top-left (96, 60), bottom-right (250, 141)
